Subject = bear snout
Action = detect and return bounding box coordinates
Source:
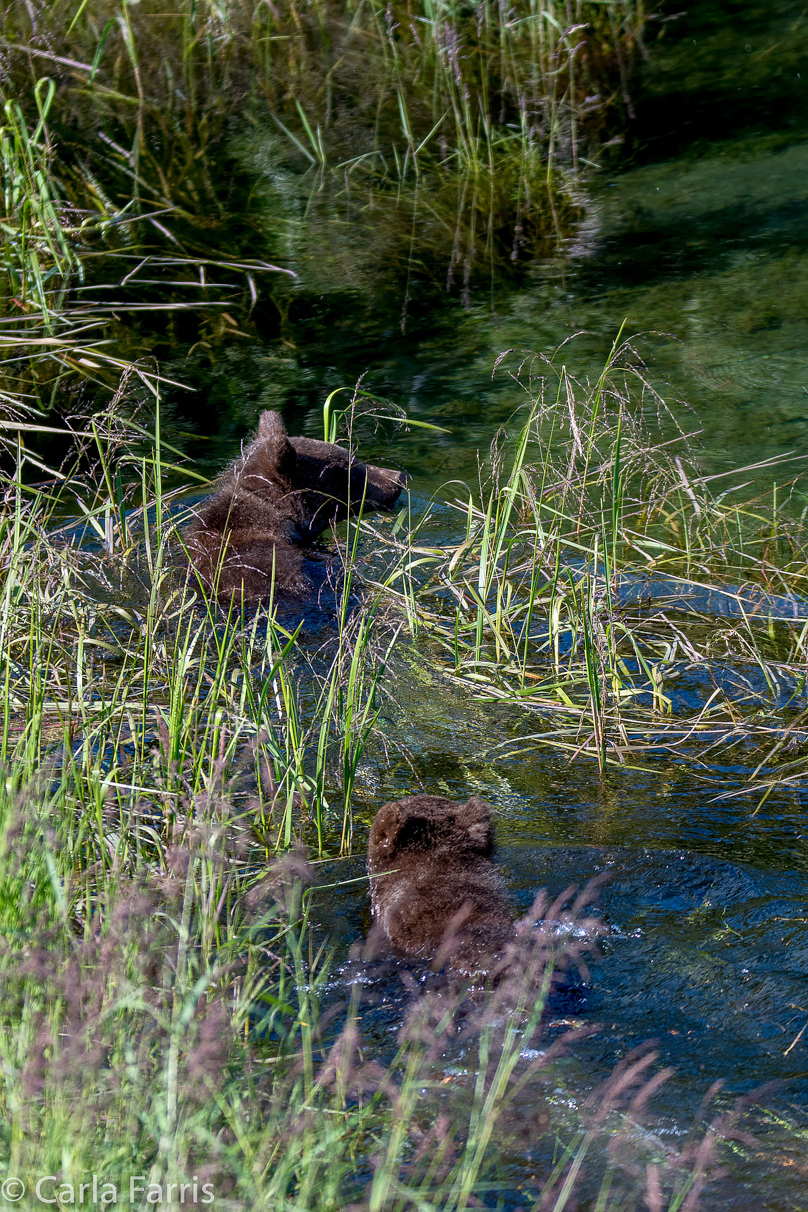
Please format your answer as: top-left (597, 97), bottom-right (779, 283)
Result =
top-left (362, 464), bottom-right (408, 510)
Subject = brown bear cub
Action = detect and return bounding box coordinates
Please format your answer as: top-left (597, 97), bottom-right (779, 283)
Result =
top-left (366, 794), bottom-right (514, 977)
top-left (185, 410), bottom-right (407, 602)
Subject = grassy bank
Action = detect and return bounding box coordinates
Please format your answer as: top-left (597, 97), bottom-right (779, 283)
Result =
top-left (0, 0), bottom-right (646, 426)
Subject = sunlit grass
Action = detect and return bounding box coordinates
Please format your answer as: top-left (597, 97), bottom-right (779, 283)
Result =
top-left (0, 356), bottom-right (748, 1209)
top-left (366, 335), bottom-right (808, 802)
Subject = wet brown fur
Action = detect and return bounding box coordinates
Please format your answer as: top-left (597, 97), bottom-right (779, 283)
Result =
top-left (185, 410), bottom-right (407, 602)
top-left (366, 794), bottom-right (514, 976)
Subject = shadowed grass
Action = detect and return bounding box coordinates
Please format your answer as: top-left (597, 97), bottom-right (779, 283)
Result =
top-left (0, 0), bottom-right (647, 411)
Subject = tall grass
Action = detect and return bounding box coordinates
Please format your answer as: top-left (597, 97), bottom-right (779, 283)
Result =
top-left (0, 391), bottom-right (399, 855)
top-left (0, 358), bottom-right (749, 1209)
top-left (0, 77), bottom-right (80, 318)
top-left (0, 0), bottom-right (646, 383)
top-left (4, 0), bottom-right (643, 177)
top-left (369, 336), bottom-right (808, 798)
top-left (0, 774), bottom-right (740, 1210)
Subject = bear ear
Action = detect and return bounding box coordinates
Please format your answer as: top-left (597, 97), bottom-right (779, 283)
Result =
top-left (458, 796), bottom-right (494, 853)
top-left (257, 410), bottom-right (287, 440)
top-left (371, 803), bottom-right (404, 855)
top-left (256, 411), bottom-right (295, 470)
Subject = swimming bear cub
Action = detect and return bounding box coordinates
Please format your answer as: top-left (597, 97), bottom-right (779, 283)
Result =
top-left (185, 410), bottom-right (408, 602)
top-left (366, 794), bottom-right (514, 976)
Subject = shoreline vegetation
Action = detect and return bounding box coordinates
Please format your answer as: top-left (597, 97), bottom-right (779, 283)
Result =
top-left (1, 2), bottom-right (806, 1208)
top-left (0, 0), bottom-right (646, 419)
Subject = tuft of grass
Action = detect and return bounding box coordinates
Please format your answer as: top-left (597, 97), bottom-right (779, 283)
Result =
top-left (0, 77), bottom-right (80, 319)
top-left (0, 0), bottom-right (646, 408)
top-left (362, 333), bottom-right (808, 804)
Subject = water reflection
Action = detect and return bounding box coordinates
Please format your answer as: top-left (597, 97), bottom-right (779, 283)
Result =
top-left (179, 128), bottom-right (808, 491)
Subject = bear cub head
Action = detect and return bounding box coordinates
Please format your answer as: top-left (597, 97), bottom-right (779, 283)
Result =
top-left (242, 411), bottom-right (407, 540)
top-left (367, 794), bottom-right (513, 977)
top-left (186, 410), bottom-right (408, 602)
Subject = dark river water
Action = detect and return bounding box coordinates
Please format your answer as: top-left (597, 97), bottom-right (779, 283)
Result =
top-left (162, 1), bottom-right (808, 1204)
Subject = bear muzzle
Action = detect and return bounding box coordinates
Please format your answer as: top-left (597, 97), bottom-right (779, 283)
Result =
top-left (363, 464), bottom-right (409, 510)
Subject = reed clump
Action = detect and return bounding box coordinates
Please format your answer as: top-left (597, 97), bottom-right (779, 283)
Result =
top-left (368, 334), bottom-right (808, 802)
top-left (3, 0), bottom-right (642, 178)
top-left (0, 0), bottom-right (646, 388)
